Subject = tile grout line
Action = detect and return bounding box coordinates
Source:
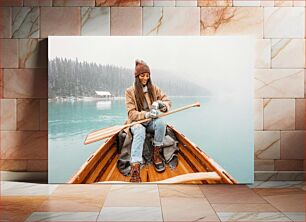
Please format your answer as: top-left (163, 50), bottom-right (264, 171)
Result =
top-left (95, 184), bottom-right (113, 221)
top-left (157, 184), bottom-right (165, 222)
top-left (251, 188), bottom-right (295, 221)
top-left (198, 185), bottom-right (222, 222)
top-left (199, 185), bottom-right (295, 221)
top-left (252, 187), bottom-right (274, 205)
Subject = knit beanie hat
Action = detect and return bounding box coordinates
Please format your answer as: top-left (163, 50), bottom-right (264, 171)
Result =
top-left (134, 59), bottom-right (150, 77)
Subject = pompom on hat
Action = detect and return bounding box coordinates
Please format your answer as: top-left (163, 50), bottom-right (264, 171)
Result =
top-left (134, 59), bottom-right (150, 77)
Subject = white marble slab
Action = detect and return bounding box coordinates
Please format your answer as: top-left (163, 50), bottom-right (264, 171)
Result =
top-left (254, 99), bottom-right (263, 130)
top-left (1, 181), bottom-right (58, 196)
top-left (143, 7), bottom-right (200, 35)
top-left (260, 0), bottom-right (274, 6)
top-left (161, 196), bottom-right (219, 221)
top-left (19, 39), bottom-right (47, 68)
top-left (109, 184), bottom-right (158, 192)
top-left (81, 7), bottom-right (110, 36)
top-left (255, 39), bottom-right (271, 68)
top-left (200, 7), bottom-right (263, 37)
top-left (198, 0), bottom-right (232, 6)
top-left (24, 0), bottom-right (52, 6)
top-left (255, 69), bottom-right (304, 98)
top-left (304, 69), bottom-right (306, 98)
top-left (103, 184), bottom-right (160, 207)
top-left (53, 0), bottom-right (95, 6)
top-left (293, 0), bottom-right (306, 6)
top-left (283, 212), bottom-right (305, 222)
top-left (248, 181), bottom-right (305, 188)
top-left (274, 0), bottom-right (293, 6)
top-left (158, 184), bottom-right (204, 198)
top-left (26, 212), bottom-right (99, 221)
top-left (263, 99), bottom-right (295, 130)
top-left (141, 0), bottom-right (153, 6)
top-left (110, 7), bottom-right (142, 35)
top-left (295, 98), bottom-right (305, 130)
top-left (154, 0), bottom-right (175, 6)
top-left (255, 160), bottom-right (274, 171)
top-left (0, 99), bottom-right (17, 130)
top-left (176, 0), bottom-right (197, 6)
top-left (98, 207), bottom-right (163, 221)
top-left (12, 7), bottom-right (39, 38)
top-left (254, 171), bottom-right (304, 181)
top-left (218, 212), bottom-right (291, 221)
top-left (0, 7), bottom-right (11, 38)
top-left (272, 39), bottom-right (305, 68)
top-left (264, 7), bottom-right (305, 38)
top-left (280, 131), bottom-right (304, 160)
top-left (233, 0), bottom-right (261, 6)
top-left (254, 131), bottom-right (280, 160)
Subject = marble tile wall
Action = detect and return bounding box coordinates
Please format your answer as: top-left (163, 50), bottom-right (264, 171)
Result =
top-left (143, 7), bottom-right (200, 35)
top-left (0, 0), bottom-right (304, 181)
top-left (200, 7), bottom-right (263, 37)
top-left (0, 7), bottom-right (11, 38)
top-left (23, 0), bottom-right (52, 6)
top-left (81, 7), bottom-right (110, 35)
top-left (12, 7), bottom-right (39, 38)
top-left (16, 99), bottom-right (40, 130)
top-left (110, 7), bottom-right (142, 35)
top-left (40, 7), bottom-right (80, 38)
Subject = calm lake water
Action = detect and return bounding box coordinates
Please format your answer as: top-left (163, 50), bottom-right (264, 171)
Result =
top-left (48, 97), bottom-right (253, 183)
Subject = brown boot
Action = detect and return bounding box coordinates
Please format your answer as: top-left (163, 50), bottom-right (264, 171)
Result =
top-left (130, 163), bottom-right (142, 182)
top-left (153, 146), bottom-right (165, 173)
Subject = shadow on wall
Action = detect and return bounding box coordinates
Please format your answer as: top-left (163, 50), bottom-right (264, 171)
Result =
top-left (1, 39), bottom-right (48, 183)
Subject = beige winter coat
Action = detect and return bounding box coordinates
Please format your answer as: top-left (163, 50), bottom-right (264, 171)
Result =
top-left (124, 85), bottom-right (171, 135)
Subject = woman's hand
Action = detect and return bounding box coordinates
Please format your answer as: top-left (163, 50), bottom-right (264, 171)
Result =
top-left (145, 102), bottom-right (160, 119)
top-left (145, 110), bottom-right (159, 119)
top-left (157, 100), bottom-right (167, 112)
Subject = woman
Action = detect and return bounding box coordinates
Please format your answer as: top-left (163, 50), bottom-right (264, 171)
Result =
top-left (125, 59), bottom-right (171, 182)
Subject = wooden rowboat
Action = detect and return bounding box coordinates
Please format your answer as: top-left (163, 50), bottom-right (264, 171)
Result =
top-left (68, 125), bottom-right (237, 184)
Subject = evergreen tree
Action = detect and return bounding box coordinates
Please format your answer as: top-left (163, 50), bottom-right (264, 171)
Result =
top-left (48, 57), bottom-right (209, 98)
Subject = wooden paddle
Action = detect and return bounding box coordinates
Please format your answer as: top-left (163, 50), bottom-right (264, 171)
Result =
top-left (84, 102), bottom-right (201, 145)
top-left (96, 172), bottom-right (223, 184)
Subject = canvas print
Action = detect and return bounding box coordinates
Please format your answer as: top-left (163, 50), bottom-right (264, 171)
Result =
top-left (48, 36), bottom-right (255, 184)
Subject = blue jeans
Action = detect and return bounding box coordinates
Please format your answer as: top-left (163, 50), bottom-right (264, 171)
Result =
top-left (130, 118), bottom-right (166, 163)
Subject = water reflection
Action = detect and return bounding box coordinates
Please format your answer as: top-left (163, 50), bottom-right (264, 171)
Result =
top-left (48, 97), bottom-right (252, 183)
top-left (96, 101), bottom-right (112, 110)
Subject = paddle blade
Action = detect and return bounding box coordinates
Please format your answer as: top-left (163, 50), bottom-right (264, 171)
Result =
top-left (194, 102), bottom-right (201, 107)
top-left (84, 125), bottom-right (124, 145)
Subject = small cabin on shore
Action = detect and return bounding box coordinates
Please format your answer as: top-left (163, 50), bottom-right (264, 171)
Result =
top-left (95, 91), bottom-right (112, 99)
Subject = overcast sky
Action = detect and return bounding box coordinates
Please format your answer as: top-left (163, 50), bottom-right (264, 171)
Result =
top-left (49, 36), bottom-right (256, 96)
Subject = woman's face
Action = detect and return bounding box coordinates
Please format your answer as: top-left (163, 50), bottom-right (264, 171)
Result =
top-left (138, 72), bottom-right (150, 86)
